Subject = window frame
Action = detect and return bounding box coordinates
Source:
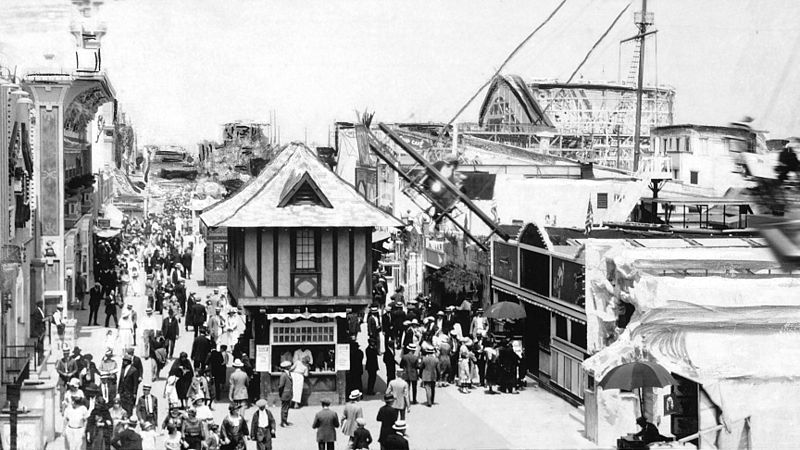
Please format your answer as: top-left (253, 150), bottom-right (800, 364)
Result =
top-left (270, 320), bottom-right (336, 345)
top-left (690, 170), bottom-right (699, 185)
top-left (292, 228), bottom-right (319, 272)
top-left (596, 192), bottom-right (608, 209)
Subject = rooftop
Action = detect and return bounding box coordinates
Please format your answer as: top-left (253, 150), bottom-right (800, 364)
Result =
top-left (201, 142), bottom-right (404, 229)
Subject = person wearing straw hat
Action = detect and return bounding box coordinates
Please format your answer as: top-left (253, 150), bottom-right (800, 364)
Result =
top-left (57, 345), bottom-right (78, 405)
top-left (420, 344), bottom-right (439, 407)
top-left (277, 360), bottom-right (294, 427)
top-left (135, 383), bottom-right (158, 427)
top-left (341, 390), bottom-right (364, 443)
top-left (228, 359), bottom-right (249, 408)
top-left (312, 398), bottom-right (339, 450)
top-left (110, 416), bottom-right (143, 450)
top-left (351, 417), bottom-right (372, 450)
top-left (249, 399), bottom-right (276, 450)
top-left (384, 420), bottom-right (409, 450)
top-left (400, 343), bottom-right (420, 404)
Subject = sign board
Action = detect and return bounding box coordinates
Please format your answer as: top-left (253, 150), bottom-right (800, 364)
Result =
top-left (335, 343), bottom-right (350, 371)
top-left (255, 345), bottom-right (271, 372)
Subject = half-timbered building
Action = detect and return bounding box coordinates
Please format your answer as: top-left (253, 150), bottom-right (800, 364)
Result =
top-left (201, 142), bottom-right (403, 403)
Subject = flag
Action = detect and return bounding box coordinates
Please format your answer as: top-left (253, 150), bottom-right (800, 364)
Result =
top-left (585, 199), bottom-right (593, 235)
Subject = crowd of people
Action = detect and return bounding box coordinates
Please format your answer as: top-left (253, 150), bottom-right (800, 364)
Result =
top-left (55, 187), bottom-right (525, 450)
top-left (57, 192), bottom-right (262, 450)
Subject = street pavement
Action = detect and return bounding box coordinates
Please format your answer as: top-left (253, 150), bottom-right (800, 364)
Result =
top-left (48, 239), bottom-right (598, 449)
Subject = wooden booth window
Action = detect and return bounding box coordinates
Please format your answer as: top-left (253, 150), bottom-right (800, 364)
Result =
top-left (271, 320), bottom-right (337, 372)
top-left (294, 228), bottom-right (317, 271)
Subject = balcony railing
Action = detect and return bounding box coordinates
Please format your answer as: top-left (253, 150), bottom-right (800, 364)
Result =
top-left (2, 345), bottom-right (34, 386)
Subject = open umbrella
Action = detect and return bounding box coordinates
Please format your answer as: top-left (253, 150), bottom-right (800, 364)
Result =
top-left (485, 301), bottom-right (527, 320)
top-left (599, 361), bottom-right (675, 418)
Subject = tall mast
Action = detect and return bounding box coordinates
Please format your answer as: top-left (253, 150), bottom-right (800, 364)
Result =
top-left (632, 0), bottom-right (651, 172)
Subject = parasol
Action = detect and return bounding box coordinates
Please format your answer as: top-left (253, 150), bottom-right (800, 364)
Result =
top-left (599, 360), bottom-right (675, 418)
top-left (485, 301), bottom-right (527, 320)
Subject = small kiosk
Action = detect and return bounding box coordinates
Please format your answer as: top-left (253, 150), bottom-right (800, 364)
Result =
top-left (201, 143), bottom-right (403, 404)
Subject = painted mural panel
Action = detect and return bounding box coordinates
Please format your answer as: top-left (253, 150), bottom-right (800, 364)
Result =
top-left (39, 108), bottom-right (60, 236)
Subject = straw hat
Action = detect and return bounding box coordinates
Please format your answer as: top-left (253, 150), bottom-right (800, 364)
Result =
top-left (232, 359), bottom-right (244, 368)
top-left (68, 378), bottom-right (81, 387)
top-left (392, 420), bottom-right (407, 431)
top-left (280, 361), bottom-right (292, 369)
top-left (256, 399), bottom-right (268, 408)
top-left (349, 390), bottom-right (362, 400)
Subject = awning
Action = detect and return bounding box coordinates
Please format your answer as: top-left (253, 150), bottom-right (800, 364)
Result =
top-left (95, 228), bottom-right (121, 238)
top-left (103, 204), bottom-right (125, 229)
top-left (267, 311), bottom-right (346, 321)
top-left (372, 230), bottom-right (391, 243)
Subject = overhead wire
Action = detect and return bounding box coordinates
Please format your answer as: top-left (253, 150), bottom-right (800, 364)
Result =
top-left (540, 1), bottom-right (632, 115)
top-left (434, 0), bottom-right (570, 144)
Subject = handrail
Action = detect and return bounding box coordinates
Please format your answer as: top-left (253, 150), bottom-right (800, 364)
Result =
top-left (677, 416), bottom-right (750, 444)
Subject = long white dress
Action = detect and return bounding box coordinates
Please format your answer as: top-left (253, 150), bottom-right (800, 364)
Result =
top-left (117, 309), bottom-right (134, 350)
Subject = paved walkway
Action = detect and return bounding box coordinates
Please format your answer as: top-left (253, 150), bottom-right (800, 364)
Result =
top-left (48, 238), bottom-right (597, 449)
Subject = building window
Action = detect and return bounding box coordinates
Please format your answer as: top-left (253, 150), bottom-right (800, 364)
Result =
top-left (570, 321), bottom-right (587, 349)
top-left (596, 193), bottom-right (608, 209)
top-left (673, 169), bottom-right (679, 179)
top-left (690, 171), bottom-right (699, 185)
top-left (294, 228), bottom-right (317, 271)
top-left (555, 315), bottom-right (568, 340)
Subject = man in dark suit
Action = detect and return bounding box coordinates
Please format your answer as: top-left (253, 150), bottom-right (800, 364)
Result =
top-left (118, 355), bottom-right (139, 416)
top-left (110, 417), bottom-right (143, 450)
top-left (189, 300), bottom-right (206, 337)
top-left (311, 398), bottom-right (339, 450)
top-left (124, 347), bottom-right (143, 394)
top-left (420, 345), bottom-right (439, 407)
top-left (135, 384), bottom-right (158, 427)
top-left (30, 300), bottom-right (47, 362)
top-left (250, 399), bottom-right (276, 450)
top-left (277, 361), bottom-right (293, 427)
top-left (205, 346), bottom-right (226, 402)
top-left (161, 309), bottom-right (180, 358)
top-left (384, 420), bottom-right (410, 450)
top-left (366, 306), bottom-right (381, 341)
top-left (88, 282), bottom-right (103, 326)
top-left (191, 328), bottom-right (213, 372)
top-left (376, 394), bottom-right (399, 448)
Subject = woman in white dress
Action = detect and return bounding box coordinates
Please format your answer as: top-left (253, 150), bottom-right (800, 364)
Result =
top-left (117, 303), bottom-right (134, 350)
top-left (290, 354), bottom-right (310, 407)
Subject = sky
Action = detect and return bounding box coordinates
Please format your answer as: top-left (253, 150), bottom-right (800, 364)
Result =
top-left (2, 0), bottom-right (800, 151)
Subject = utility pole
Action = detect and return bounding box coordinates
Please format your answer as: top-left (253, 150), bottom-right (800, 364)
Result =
top-left (632, 0), bottom-right (650, 172)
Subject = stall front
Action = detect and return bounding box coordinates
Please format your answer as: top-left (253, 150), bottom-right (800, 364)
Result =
top-left (254, 311), bottom-right (351, 405)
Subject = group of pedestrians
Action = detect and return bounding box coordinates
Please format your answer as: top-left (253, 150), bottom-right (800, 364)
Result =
top-left (56, 190), bottom-right (266, 450)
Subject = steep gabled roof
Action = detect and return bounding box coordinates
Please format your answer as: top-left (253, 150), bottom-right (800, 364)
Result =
top-left (201, 142), bottom-right (404, 228)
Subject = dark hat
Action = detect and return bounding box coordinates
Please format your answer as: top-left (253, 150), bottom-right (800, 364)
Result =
top-left (384, 393), bottom-right (394, 402)
top-left (228, 403), bottom-right (240, 411)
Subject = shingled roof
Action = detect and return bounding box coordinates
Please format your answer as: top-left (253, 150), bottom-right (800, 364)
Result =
top-left (201, 142), bottom-right (404, 228)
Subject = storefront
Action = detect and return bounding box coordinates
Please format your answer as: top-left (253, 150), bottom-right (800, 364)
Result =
top-left (252, 311), bottom-right (351, 405)
top-left (490, 222), bottom-right (588, 402)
